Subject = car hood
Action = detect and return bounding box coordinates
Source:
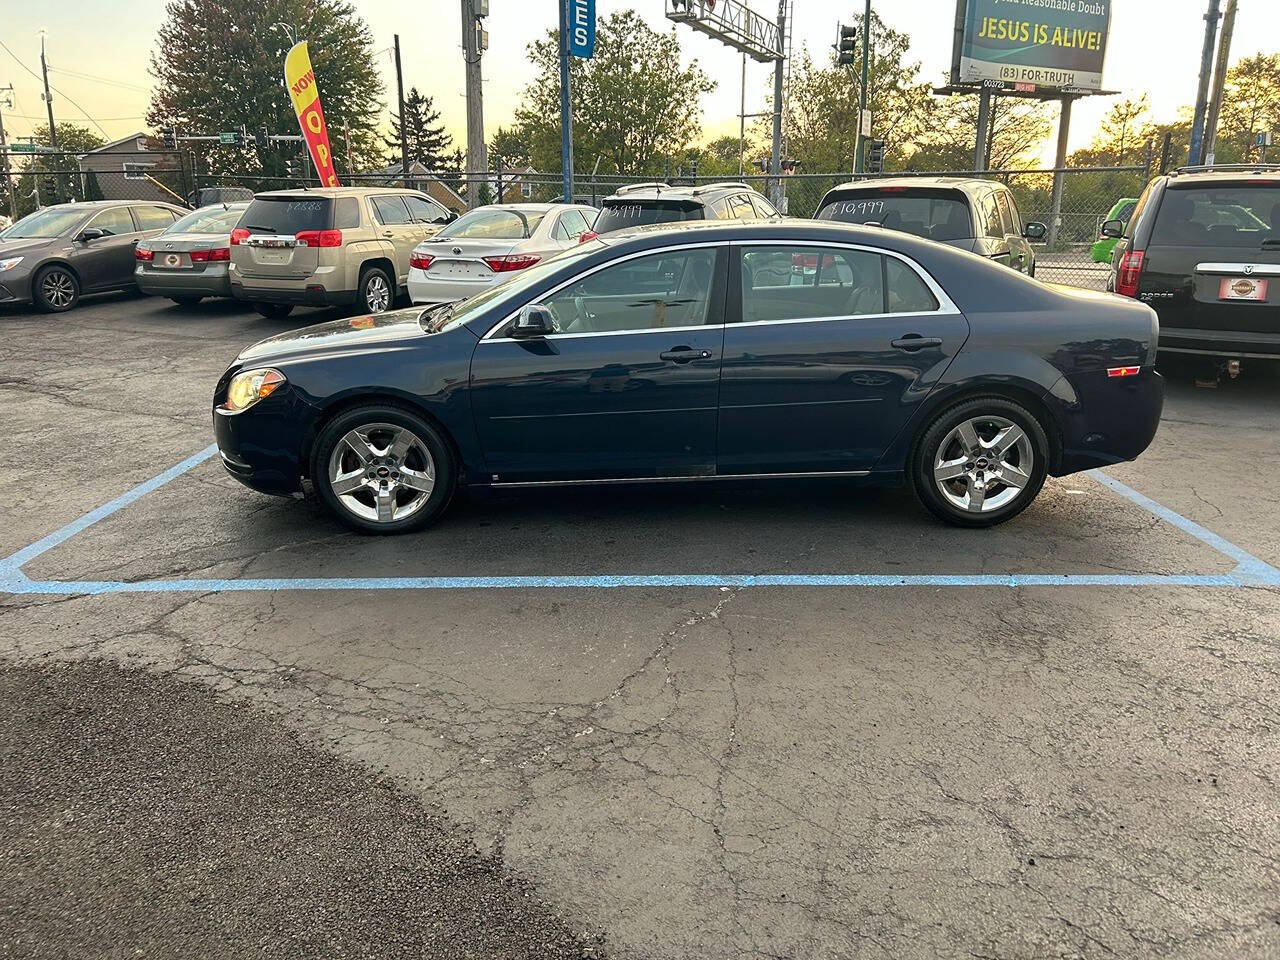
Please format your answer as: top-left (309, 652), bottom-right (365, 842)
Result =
top-left (0, 237), bottom-right (55, 257)
top-left (236, 308), bottom-right (433, 364)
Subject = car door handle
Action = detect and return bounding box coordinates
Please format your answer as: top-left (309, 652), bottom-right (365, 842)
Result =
top-left (891, 336), bottom-right (943, 351)
top-left (660, 348), bottom-right (712, 363)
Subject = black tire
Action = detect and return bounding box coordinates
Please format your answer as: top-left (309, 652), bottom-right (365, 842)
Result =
top-left (908, 396), bottom-right (1049, 528)
top-left (311, 404), bottom-right (456, 535)
top-left (255, 302), bottom-right (294, 319)
top-left (31, 264), bottom-right (80, 313)
top-left (355, 264), bottom-right (395, 315)
top-left (169, 295), bottom-right (203, 306)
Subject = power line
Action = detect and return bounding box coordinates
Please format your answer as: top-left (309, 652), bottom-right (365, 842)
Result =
top-left (0, 36), bottom-right (111, 138)
top-left (4, 110), bottom-right (146, 122)
top-left (48, 66), bottom-right (150, 93)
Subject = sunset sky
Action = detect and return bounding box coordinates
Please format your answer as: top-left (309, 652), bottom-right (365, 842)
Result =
top-left (3, 0), bottom-right (1277, 164)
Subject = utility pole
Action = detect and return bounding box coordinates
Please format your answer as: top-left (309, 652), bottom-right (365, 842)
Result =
top-left (558, 0), bottom-right (573, 203)
top-left (0, 85), bottom-right (18, 217)
top-left (393, 34), bottom-right (409, 181)
top-left (461, 0), bottom-right (487, 207)
top-left (739, 53), bottom-right (746, 177)
top-left (39, 31), bottom-right (58, 152)
top-left (769, 0), bottom-right (785, 207)
top-left (1188, 0), bottom-right (1222, 167)
top-left (1203, 0), bottom-right (1237, 166)
top-left (854, 0), bottom-right (872, 174)
top-left (973, 89), bottom-right (992, 172)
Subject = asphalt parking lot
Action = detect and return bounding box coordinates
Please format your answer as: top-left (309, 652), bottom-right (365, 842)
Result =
top-left (2, 291), bottom-right (1279, 959)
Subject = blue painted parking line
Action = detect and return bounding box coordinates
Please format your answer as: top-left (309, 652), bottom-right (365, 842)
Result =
top-left (1, 445), bottom-right (1277, 595)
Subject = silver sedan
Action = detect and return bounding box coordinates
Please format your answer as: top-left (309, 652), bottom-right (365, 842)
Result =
top-left (407, 203), bottom-right (597, 305)
top-left (135, 202), bottom-right (248, 305)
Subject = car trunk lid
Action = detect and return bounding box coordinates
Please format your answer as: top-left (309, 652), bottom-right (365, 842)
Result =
top-left (415, 237), bottom-right (522, 279)
top-left (235, 196), bottom-right (331, 280)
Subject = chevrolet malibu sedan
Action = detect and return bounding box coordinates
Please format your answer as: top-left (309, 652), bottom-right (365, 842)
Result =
top-left (214, 220), bottom-right (1163, 534)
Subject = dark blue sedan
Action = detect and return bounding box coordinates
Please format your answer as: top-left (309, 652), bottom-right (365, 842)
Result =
top-left (213, 220), bottom-right (1163, 533)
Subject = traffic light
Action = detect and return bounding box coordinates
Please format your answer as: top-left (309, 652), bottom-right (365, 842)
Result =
top-left (689, 154), bottom-right (699, 179)
top-left (161, 126), bottom-right (177, 150)
top-left (255, 126), bottom-right (269, 151)
top-left (837, 24), bottom-right (857, 66)
top-left (238, 124), bottom-right (249, 147)
top-left (866, 139), bottom-right (885, 174)
top-left (285, 156), bottom-right (302, 179)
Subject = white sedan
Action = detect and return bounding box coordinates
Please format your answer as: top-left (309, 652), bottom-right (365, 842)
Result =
top-left (407, 203), bottom-right (598, 305)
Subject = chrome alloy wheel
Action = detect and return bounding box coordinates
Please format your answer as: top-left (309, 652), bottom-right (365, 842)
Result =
top-left (932, 415), bottom-right (1034, 514)
top-left (41, 269), bottom-right (76, 309)
top-left (327, 422), bottom-right (435, 524)
top-left (364, 273), bottom-right (391, 313)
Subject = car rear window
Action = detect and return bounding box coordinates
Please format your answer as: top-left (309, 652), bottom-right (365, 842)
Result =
top-left (1151, 184), bottom-right (1280, 248)
top-left (438, 208), bottom-right (544, 239)
top-left (593, 200), bottom-right (705, 234)
top-left (168, 205), bottom-right (245, 234)
top-left (239, 196), bottom-right (332, 234)
top-left (817, 188), bottom-right (973, 241)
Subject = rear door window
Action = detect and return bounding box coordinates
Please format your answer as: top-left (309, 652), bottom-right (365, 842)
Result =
top-left (740, 246), bottom-right (884, 321)
top-left (817, 188), bottom-right (973, 241)
top-left (727, 194), bottom-right (756, 220)
top-left (134, 206), bottom-right (178, 231)
top-left (594, 200), bottom-right (705, 233)
top-left (371, 196), bottom-right (412, 225)
top-left (240, 197), bottom-right (332, 234)
top-left (1151, 185), bottom-right (1280, 247)
top-left (885, 258), bottom-right (939, 313)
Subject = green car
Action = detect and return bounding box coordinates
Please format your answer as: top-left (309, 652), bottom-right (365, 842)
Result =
top-left (1091, 197), bottom-right (1138, 263)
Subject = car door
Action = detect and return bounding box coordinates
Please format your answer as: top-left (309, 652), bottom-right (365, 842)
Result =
top-left (370, 195), bottom-right (420, 286)
top-left (71, 206), bottom-right (143, 290)
top-left (717, 241), bottom-right (969, 474)
top-left (995, 189), bottom-right (1033, 273)
top-left (468, 244), bottom-right (728, 482)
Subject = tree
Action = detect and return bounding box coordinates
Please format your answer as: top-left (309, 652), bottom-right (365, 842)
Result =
top-left (489, 126), bottom-right (533, 170)
top-left (385, 87), bottom-right (454, 171)
top-left (147, 0), bottom-right (385, 181)
top-left (513, 10), bottom-right (714, 176)
top-left (914, 92), bottom-right (1054, 171)
top-left (1219, 54), bottom-right (1280, 162)
top-left (29, 122), bottom-right (106, 155)
top-left (10, 123), bottom-right (107, 216)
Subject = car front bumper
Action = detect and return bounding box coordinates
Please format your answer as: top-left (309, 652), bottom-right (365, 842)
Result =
top-left (212, 387), bottom-right (315, 497)
top-left (0, 269), bottom-right (35, 304)
top-left (407, 267), bottom-right (498, 305)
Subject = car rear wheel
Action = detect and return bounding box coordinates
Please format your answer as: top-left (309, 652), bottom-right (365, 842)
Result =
top-left (255, 303), bottom-right (294, 319)
top-left (909, 397), bottom-right (1048, 528)
top-left (32, 265), bottom-right (80, 313)
top-left (311, 405), bottom-right (456, 535)
top-left (357, 265), bottom-right (394, 315)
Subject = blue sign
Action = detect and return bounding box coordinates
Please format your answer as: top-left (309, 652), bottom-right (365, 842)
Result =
top-left (567, 0), bottom-right (595, 59)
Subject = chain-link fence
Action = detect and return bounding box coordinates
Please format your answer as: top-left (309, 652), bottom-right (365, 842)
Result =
top-left (3, 153), bottom-right (1148, 290)
top-left (0, 150), bottom-right (190, 220)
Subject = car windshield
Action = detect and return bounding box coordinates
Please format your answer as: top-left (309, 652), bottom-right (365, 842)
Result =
top-left (420, 241), bottom-right (603, 334)
top-left (0, 206), bottom-right (86, 239)
top-left (239, 197), bottom-right (332, 234)
top-left (1152, 185), bottom-right (1280, 247)
top-left (438, 208), bottom-right (544, 240)
top-left (593, 200), bottom-right (703, 234)
top-left (167, 205), bottom-right (245, 235)
top-left (817, 189), bottom-right (973, 241)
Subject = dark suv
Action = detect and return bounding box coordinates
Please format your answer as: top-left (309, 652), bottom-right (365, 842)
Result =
top-left (815, 177), bottom-right (1046, 275)
top-left (1105, 165), bottom-right (1280, 373)
top-left (587, 181), bottom-right (782, 238)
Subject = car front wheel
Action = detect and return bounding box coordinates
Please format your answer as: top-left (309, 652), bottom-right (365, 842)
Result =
top-left (32, 265), bottom-right (80, 313)
top-left (910, 397), bottom-right (1048, 528)
top-left (311, 405), bottom-right (456, 535)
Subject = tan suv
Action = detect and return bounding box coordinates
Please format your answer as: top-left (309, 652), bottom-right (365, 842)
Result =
top-left (229, 187), bottom-right (455, 318)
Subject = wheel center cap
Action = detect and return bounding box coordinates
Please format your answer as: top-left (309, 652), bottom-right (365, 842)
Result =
top-left (376, 466), bottom-right (391, 479)
top-left (975, 457), bottom-right (990, 469)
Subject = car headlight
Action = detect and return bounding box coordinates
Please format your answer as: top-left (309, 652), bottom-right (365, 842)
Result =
top-left (0, 256), bottom-right (22, 272)
top-left (223, 368), bottom-right (286, 412)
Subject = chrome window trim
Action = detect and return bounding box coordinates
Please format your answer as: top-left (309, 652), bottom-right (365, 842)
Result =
top-left (1195, 262), bottom-right (1280, 276)
top-left (480, 240), bottom-right (726, 341)
top-left (479, 236), bottom-right (959, 342)
top-left (732, 238), bottom-right (961, 316)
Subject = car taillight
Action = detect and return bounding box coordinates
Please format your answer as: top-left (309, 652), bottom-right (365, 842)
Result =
top-left (409, 254), bottom-right (434, 270)
top-left (134, 246), bottom-right (153, 261)
top-left (483, 254), bottom-right (540, 272)
top-left (295, 229), bottom-right (343, 247)
top-left (1116, 250), bottom-right (1145, 298)
top-left (792, 253), bottom-right (818, 271)
top-left (578, 231), bottom-right (598, 243)
top-left (230, 227), bottom-right (249, 245)
top-left (1107, 365), bottom-right (1141, 378)
top-left (190, 248), bottom-right (230, 263)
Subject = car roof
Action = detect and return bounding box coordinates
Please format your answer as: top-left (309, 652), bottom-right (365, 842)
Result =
top-left (253, 186), bottom-right (428, 199)
top-left (823, 176), bottom-right (994, 195)
top-left (602, 181), bottom-right (763, 203)
top-left (1165, 167), bottom-right (1280, 187)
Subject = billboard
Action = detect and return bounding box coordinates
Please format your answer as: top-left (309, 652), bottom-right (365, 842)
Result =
top-left (954, 0), bottom-right (1111, 93)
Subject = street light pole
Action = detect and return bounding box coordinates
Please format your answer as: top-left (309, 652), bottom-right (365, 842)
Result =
top-left (0, 86), bottom-right (18, 217)
top-left (558, 0), bottom-right (574, 203)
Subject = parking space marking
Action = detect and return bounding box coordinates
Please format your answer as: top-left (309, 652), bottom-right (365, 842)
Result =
top-left (2, 445), bottom-right (1278, 595)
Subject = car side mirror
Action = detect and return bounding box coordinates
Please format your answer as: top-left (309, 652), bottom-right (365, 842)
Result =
top-left (1024, 221), bottom-right (1048, 241)
top-left (511, 303), bottom-right (556, 338)
top-left (78, 227), bottom-right (105, 242)
top-left (1099, 218), bottom-right (1124, 239)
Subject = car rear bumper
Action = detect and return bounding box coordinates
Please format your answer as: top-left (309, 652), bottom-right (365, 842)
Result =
top-left (230, 281), bottom-right (358, 307)
top-left (1051, 366), bottom-right (1164, 475)
top-left (407, 268), bottom-right (497, 304)
top-left (1157, 325), bottom-right (1280, 359)
top-left (136, 264), bottom-right (232, 298)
